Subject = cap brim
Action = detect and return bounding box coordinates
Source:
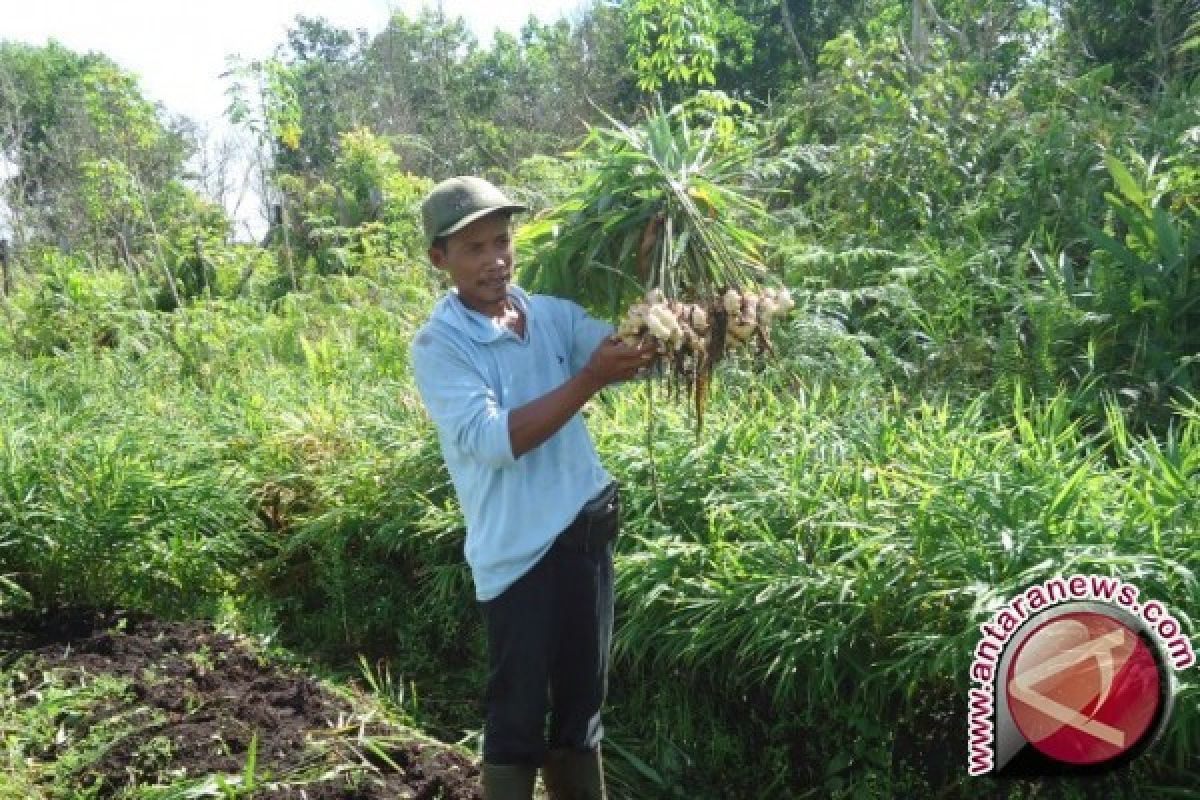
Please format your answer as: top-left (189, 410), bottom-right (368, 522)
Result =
top-left (435, 204), bottom-right (528, 242)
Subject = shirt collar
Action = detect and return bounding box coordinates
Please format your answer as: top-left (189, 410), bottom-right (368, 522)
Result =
top-left (433, 284), bottom-right (531, 344)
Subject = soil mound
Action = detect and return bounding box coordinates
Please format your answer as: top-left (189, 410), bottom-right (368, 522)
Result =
top-left (1, 607), bottom-right (482, 799)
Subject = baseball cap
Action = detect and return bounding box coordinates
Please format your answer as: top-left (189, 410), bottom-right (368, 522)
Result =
top-left (421, 176), bottom-right (528, 248)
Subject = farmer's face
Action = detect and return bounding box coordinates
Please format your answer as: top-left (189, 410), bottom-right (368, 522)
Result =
top-left (429, 212), bottom-right (514, 316)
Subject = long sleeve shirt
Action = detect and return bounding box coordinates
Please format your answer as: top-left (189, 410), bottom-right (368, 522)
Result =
top-left (410, 284), bottom-right (613, 601)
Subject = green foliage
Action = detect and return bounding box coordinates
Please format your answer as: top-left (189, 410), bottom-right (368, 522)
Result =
top-left (0, 666), bottom-right (144, 793)
top-left (332, 128), bottom-right (399, 217)
top-left (626, 0), bottom-right (723, 93)
top-left (519, 101), bottom-right (769, 315)
top-left (597, 383), bottom-right (1198, 798)
top-left (1074, 149), bottom-right (1200, 424)
top-left (0, 261), bottom-right (439, 615)
top-left (690, 0), bottom-right (882, 97)
top-left (273, 129), bottom-right (433, 282)
top-left (1183, 8), bottom-right (1200, 59)
top-left (0, 256), bottom-right (137, 357)
top-left (472, 17), bottom-right (626, 160)
top-left (275, 15), bottom-right (372, 174)
top-left (357, 8), bottom-right (578, 176)
top-left (0, 388), bottom-right (262, 613)
top-left (0, 40), bottom-right (193, 255)
top-left (0, 248), bottom-right (1196, 797)
top-left (224, 55), bottom-right (304, 154)
top-left (790, 30), bottom-right (1002, 235)
top-left (228, 4), bottom-right (637, 180)
top-left (502, 154), bottom-right (590, 214)
top-left (1064, 0), bottom-right (1199, 91)
top-left (79, 158), bottom-right (147, 233)
top-left (149, 182), bottom-right (233, 305)
top-left (758, 17), bottom-right (1200, 432)
top-left (6, 4), bottom-right (1200, 798)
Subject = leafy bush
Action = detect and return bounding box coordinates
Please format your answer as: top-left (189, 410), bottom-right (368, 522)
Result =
top-left (274, 130), bottom-right (433, 283)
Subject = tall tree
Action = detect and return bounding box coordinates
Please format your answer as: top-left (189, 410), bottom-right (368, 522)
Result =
top-left (361, 4), bottom-right (633, 175)
top-left (276, 16), bottom-right (373, 176)
top-left (0, 41), bottom-right (192, 256)
top-left (362, 7), bottom-right (485, 175)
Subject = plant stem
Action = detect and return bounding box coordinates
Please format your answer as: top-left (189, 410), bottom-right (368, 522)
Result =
top-left (645, 377), bottom-right (664, 517)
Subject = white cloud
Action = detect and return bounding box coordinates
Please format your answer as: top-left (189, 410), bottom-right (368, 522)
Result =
top-left (2, 0), bottom-right (585, 125)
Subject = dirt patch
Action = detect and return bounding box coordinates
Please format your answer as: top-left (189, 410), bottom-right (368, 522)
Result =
top-left (1, 607), bottom-right (482, 799)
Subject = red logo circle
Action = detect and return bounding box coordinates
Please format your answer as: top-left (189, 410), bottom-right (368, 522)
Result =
top-left (1005, 611), bottom-right (1161, 765)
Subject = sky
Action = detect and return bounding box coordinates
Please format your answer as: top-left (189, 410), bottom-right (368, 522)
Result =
top-left (1, 0), bottom-right (587, 236)
top-left (2, 0), bottom-right (587, 127)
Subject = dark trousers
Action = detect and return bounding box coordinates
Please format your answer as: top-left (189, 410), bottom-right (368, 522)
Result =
top-left (479, 485), bottom-right (619, 766)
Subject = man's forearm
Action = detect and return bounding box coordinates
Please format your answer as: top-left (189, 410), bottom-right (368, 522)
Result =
top-left (508, 369), bottom-right (604, 458)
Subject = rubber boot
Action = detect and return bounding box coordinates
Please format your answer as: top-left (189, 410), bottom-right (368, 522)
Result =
top-left (541, 746), bottom-right (606, 800)
top-left (482, 762), bottom-right (537, 800)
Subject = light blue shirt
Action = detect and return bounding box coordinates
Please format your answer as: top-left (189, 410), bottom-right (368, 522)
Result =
top-left (409, 285), bottom-right (614, 601)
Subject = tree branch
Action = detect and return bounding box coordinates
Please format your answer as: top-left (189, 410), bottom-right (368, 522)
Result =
top-left (920, 0), bottom-right (970, 54)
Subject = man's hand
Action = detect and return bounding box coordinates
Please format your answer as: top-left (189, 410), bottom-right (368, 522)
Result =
top-left (580, 337), bottom-right (658, 391)
top-left (508, 337), bottom-right (657, 459)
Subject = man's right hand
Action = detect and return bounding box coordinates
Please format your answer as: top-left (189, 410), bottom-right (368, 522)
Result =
top-left (508, 337), bottom-right (657, 459)
top-left (580, 337), bottom-right (658, 391)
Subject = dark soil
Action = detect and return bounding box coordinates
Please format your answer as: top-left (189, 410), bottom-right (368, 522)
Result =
top-left (0, 607), bottom-right (483, 799)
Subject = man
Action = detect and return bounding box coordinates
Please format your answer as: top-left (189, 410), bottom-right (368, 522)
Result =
top-left (409, 176), bottom-right (653, 800)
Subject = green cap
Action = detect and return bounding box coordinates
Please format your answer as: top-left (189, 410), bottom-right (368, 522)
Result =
top-left (421, 176), bottom-right (528, 248)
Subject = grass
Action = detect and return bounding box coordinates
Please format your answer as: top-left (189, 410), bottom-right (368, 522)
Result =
top-left (0, 265), bottom-right (1195, 798)
top-left (595, 369), bottom-right (1198, 797)
top-left (0, 662), bottom-right (146, 798)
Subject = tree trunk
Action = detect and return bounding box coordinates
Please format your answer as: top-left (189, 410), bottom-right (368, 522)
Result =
top-left (193, 235), bottom-right (214, 295)
top-left (779, 0), bottom-right (813, 79)
top-left (0, 238), bottom-right (10, 296)
top-left (0, 238), bottom-right (17, 350)
top-left (276, 198), bottom-right (299, 292)
top-left (1151, 0), bottom-right (1171, 93)
top-left (911, 0), bottom-right (972, 69)
top-left (912, 0), bottom-right (930, 68)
